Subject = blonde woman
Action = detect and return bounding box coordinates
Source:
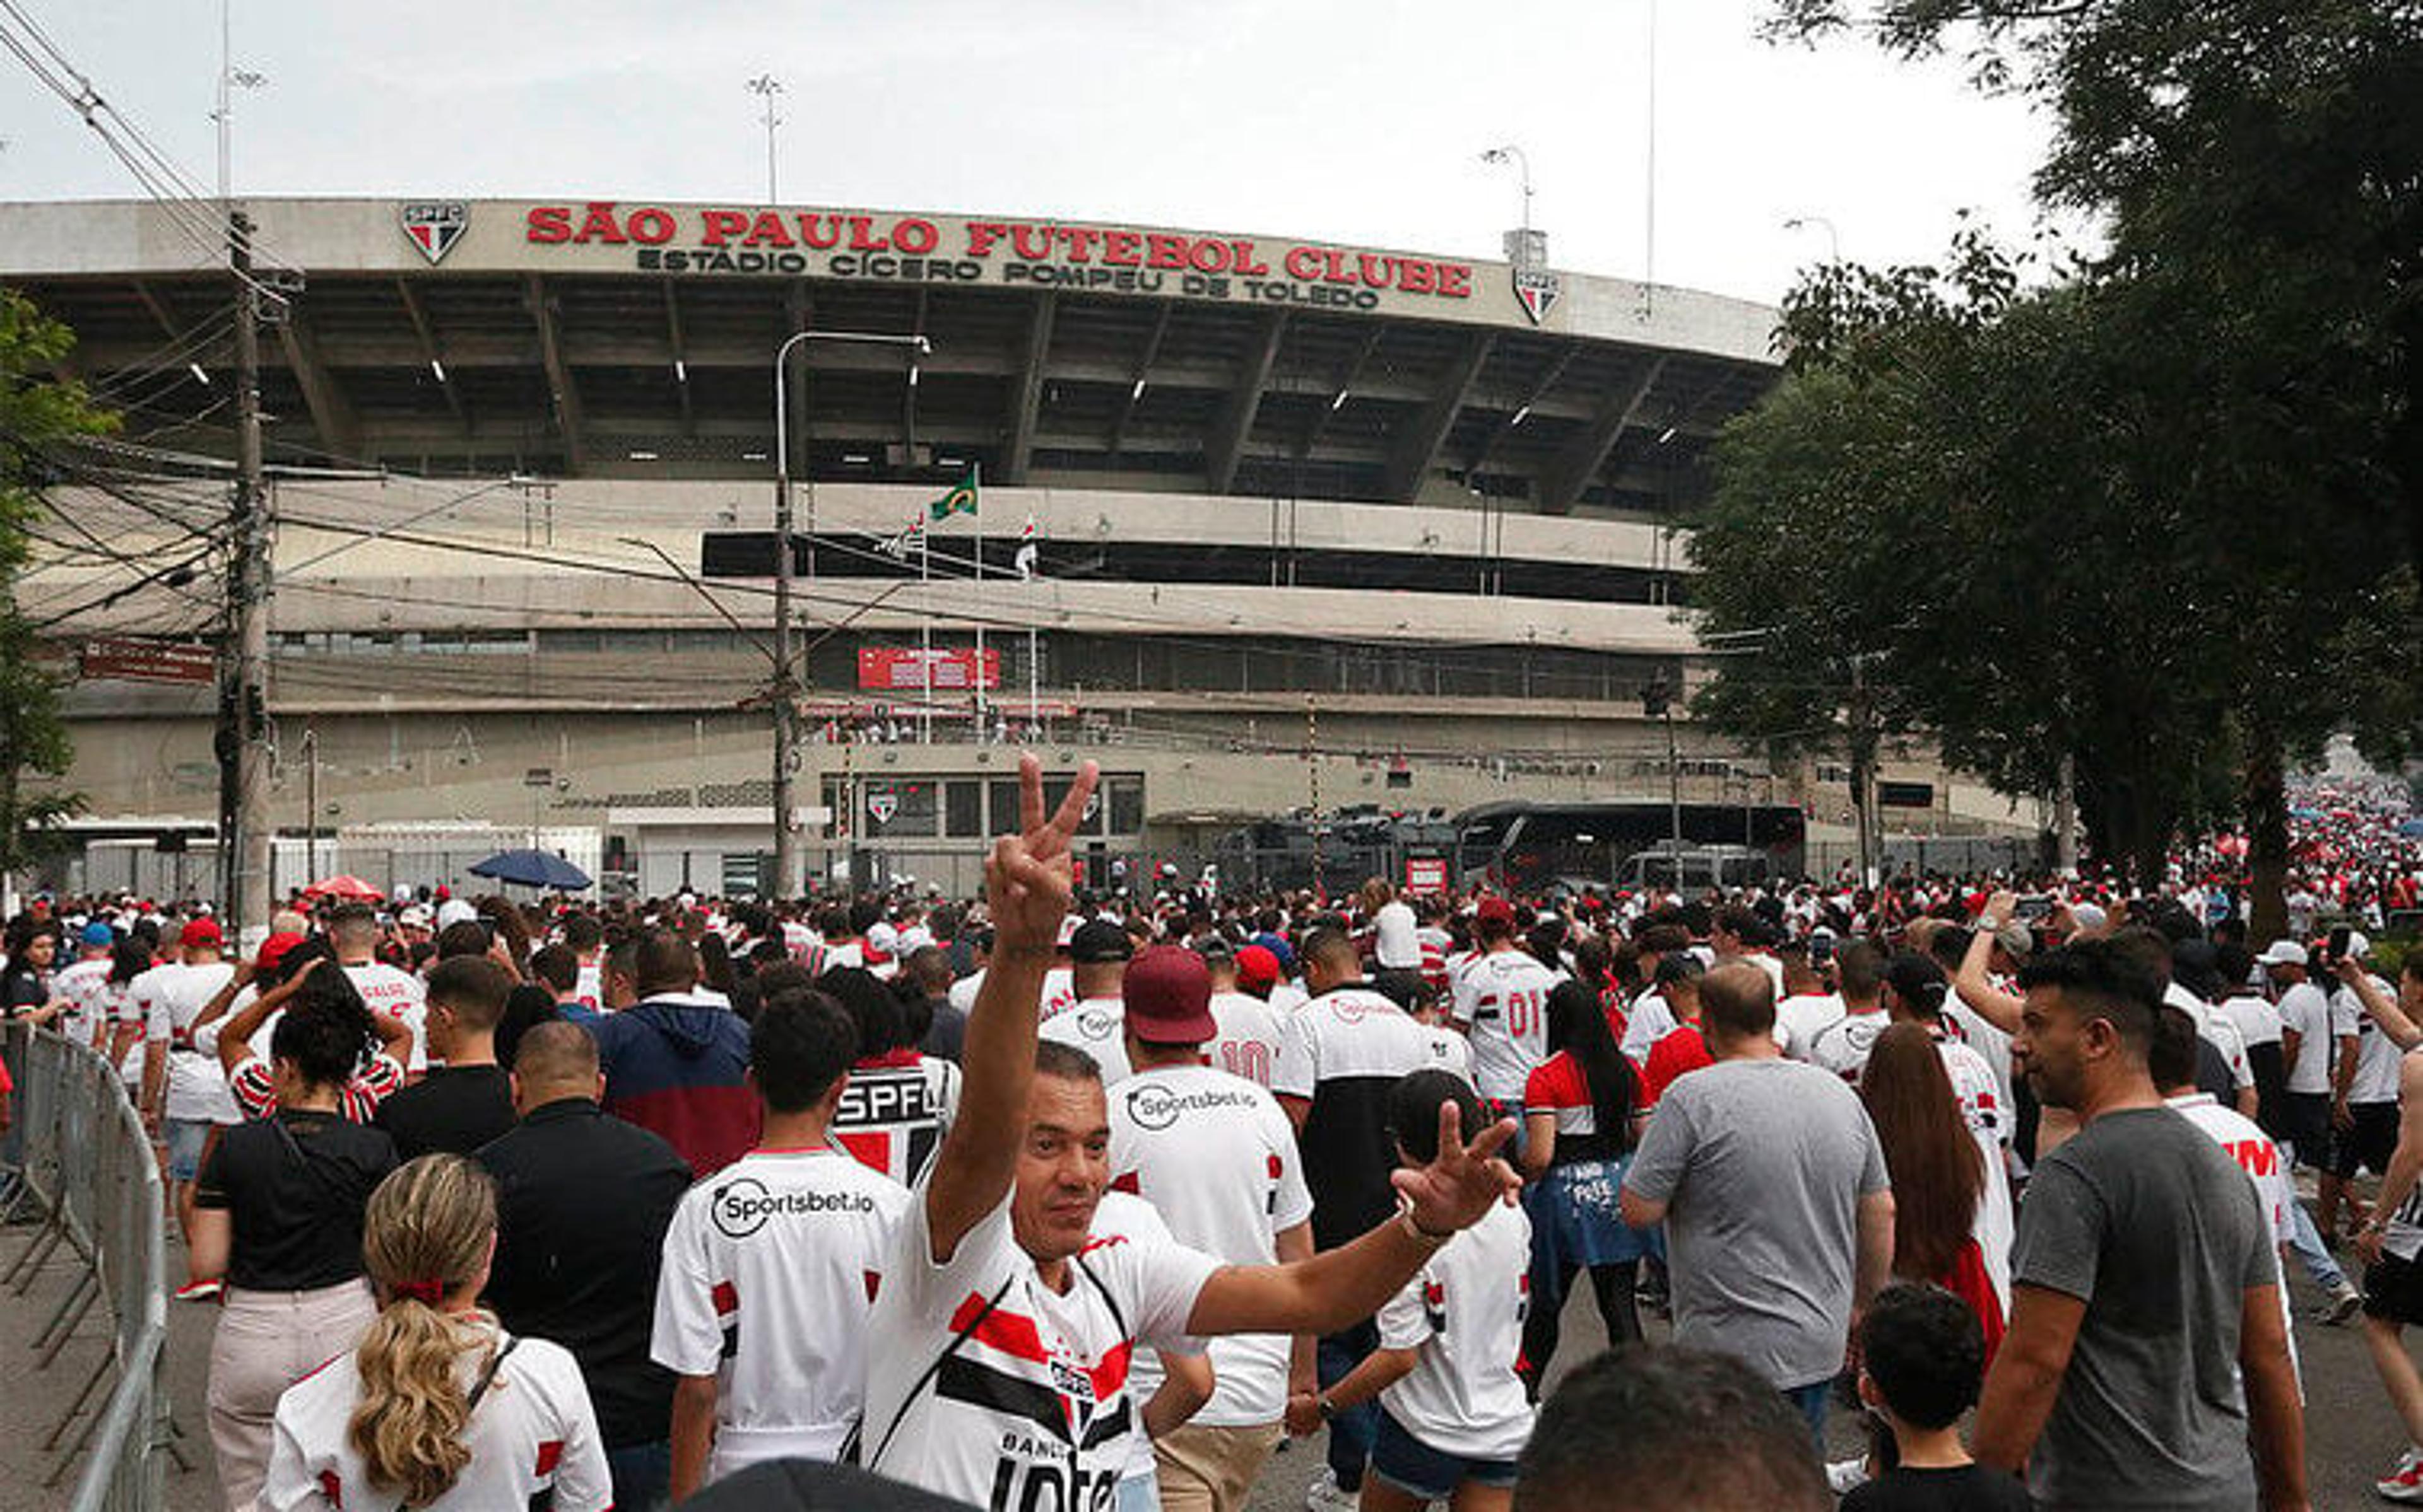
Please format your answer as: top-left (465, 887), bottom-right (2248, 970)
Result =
top-left (261, 1154), bottom-right (609, 1511)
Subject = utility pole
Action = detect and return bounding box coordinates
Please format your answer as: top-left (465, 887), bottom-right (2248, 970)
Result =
top-left (772, 335), bottom-right (803, 904)
top-left (225, 208), bottom-right (273, 935)
top-left (302, 726), bottom-right (318, 882)
top-left (1848, 654), bottom-right (1880, 888)
top-left (1642, 671), bottom-right (1680, 858)
top-left (1306, 693), bottom-right (1323, 902)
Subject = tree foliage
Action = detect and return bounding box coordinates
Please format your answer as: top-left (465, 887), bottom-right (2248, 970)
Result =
top-left (0, 288), bottom-right (115, 877)
top-left (1696, 1), bottom-right (2421, 925)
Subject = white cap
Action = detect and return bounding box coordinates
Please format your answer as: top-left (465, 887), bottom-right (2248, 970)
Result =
top-left (400, 904), bottom-right (434, 929)
top-left (435, 898), bottom-right (479, 930)
top-left (2070, 901), bottom-right (2109, 932)
top-left (2256, 940), bottom-right (2308, 968)
top-left (2346, 930), bottom-right (2373, 961)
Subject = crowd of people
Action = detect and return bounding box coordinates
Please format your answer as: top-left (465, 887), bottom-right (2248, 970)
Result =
top-left (3, 756), bottom-right (2422, 1511)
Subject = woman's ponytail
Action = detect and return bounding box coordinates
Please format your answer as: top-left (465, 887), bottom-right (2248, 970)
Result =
top-left (348, 1155), bottom-right (498, 1505)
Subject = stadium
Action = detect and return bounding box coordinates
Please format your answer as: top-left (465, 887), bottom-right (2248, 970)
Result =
top-left (2, 195), bottom-right (2037, 897)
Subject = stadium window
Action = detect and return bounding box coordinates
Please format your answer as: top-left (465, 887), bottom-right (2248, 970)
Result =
top-left (943, 780), bottom-right (983, 838)
top-left (1107, 776), bottom-right (1145, 836)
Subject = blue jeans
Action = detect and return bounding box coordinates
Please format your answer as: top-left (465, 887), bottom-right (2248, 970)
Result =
top-left (1117, 1466), bottom-right (1160, 1512)
top-left (606, 1440), bottom-right (671, 1512)
top-left (1318, 1319), bottom-right (1381, 1491)
top-left (2284, 1191), bottom-right (2350, 1292)
top-left (1783, 1378), bottom-right (1830, 1453)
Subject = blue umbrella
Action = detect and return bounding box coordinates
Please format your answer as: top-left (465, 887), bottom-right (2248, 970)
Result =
top-left (468, 848), bottom-right (593, 891)
top-left (2400, 818), bottom-right (2423, 839)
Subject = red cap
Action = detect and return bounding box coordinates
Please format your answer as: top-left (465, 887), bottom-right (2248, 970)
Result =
top-left (256, 931), bottom-right (307, 974)
top-left (1235, 944), bottom-right (1282, 988)
top-left (1475, 896), bottom-right (1518, 929)
top-left (1124, 946), bottom-right (1217, 1045)
top-left (178, 918), bottom-right (223, 949)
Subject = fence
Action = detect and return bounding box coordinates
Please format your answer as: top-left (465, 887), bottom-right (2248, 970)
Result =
top-left (2, 1022), bottom-right (171, 1509)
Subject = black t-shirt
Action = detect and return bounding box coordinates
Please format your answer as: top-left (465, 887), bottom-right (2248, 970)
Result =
top-left (196, 1110), bottom-right (398, 1291)
top-left (1842, 1463), bottom-right (2032, 1512)
top-left (476, 1098), bottom-right (692, 1448)
top-left (919, 1002), bottom-right (967, 1064)
top-left (374, 1064), bottom-right (517, 1159)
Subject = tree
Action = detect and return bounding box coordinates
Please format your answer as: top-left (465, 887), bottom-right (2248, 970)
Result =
top-left (1690, 236), bottom-right (2248, 884)
top-left (1726, 0), bottom-right (2422, 932)
top-left (0, 288), bottom-right (115, 881)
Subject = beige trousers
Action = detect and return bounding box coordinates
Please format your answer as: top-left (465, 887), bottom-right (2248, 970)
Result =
top-left (206, 1281), bottom-right (375, 1511)
top-left (1154, 1421), bottom-right (1287, 1512)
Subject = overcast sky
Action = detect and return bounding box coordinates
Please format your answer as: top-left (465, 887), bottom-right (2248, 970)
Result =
top-left (2, 0), bottom-right (2057, 305)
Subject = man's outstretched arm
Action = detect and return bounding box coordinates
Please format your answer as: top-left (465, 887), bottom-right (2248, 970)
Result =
top-left (1188, 1099), bottom-right (1519, 1338)
top-left (919, 754), bottom-right (1099, 1263)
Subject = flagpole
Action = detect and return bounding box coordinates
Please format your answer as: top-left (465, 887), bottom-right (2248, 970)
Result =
top-left (1029, 521), bottom-right (1040, 735)
top-left (954, 462), bottom-right (974, 741)
top-left (920, 512), bottom-right (933, 746)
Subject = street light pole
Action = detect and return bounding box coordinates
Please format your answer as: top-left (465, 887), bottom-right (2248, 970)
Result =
top-left (746, 75), bottom-right (782, 203)
top-left (1784, 214), bottom-right (1842, 263)
top-left (771, 330), bottom-right (929, 901)
top-left (1478, 144), bottom-right (1534, 249)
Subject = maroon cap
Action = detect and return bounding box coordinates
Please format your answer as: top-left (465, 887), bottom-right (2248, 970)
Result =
top-left (1123, 945), bottom-right (1217, 1045)
top-left (1475, 896), bottom-right (1518, 929)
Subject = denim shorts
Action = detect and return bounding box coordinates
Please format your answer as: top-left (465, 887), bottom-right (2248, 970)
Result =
top-left (1369, 1407), bottom-right (1518, 1500)
top-left (164, 1118), bottom-right (213, 1183)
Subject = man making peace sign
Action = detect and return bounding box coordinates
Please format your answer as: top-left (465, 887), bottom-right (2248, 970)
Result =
top-left (861, 755), bottom-right (1524, 1509)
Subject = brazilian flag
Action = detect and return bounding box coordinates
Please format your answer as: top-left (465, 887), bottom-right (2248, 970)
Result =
top-left (928, 468), bottom-right (979, 521)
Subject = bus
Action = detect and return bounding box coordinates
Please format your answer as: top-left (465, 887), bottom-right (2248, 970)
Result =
top-left (1208, 807), bottom-right (1463, 895)
top-left (1454, 800), bottom-right (1807, 894)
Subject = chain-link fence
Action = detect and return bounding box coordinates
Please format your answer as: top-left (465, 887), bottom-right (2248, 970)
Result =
top-left (2, 1023), bottom-right (170, 1509)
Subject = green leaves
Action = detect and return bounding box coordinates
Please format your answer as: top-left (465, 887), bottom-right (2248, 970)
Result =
top-left (0, 286), bottom-right (110, 874)
top-left (1733, 0), bottom-right (2419, 900)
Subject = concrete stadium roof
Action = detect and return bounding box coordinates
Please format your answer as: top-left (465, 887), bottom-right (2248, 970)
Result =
top-left (0, 197), bottom-right (1781, 513)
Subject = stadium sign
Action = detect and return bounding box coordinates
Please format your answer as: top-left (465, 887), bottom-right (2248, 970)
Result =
top-left (858, 647), bottom-right (1000, 692)
top-left (517, 201), bottom-right (1482, 315)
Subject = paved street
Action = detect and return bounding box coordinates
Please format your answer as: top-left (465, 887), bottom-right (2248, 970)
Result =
top-left (0, 1214), bottom-right (2411, 1510)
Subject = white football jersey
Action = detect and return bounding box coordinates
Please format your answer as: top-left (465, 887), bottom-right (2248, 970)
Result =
top-left (651, 1146), bottom-right (912, 1480)
top-left (346, 961), bottom-right (429, 1072)
top-left (145, 961), bottom-right (239, 1125)
top-left (862, 1188), bottom-right (1218, 1509)
top-left (1040, 997), bottom-right (1132, 1085)
top-left (1108, 1065), bottom-right (1312, 1426)
top-left (50, 958), bottom-right (114, 1048)
top-left (833, 1053), bottom-right (960, 1188)
top-left (1206, 990), bottom-right (1285, 1089)
top-left (1810, 1009), bottom-right (1891, 1083)
top-left (1376, 1198), bottom-right (1535, 1461)
top-left (1451, 952), bottom-right (1560, 1103)
top-left (261, 1325), bottom-right (610, 1512)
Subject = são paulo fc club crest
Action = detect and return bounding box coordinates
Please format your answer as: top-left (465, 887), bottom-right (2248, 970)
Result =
top-left (399, 201), bottom-right (468, 264)
top-left (1512, 264), bottom-right (1560, 325)
top-left (866, 789), bottom-right (899, 825)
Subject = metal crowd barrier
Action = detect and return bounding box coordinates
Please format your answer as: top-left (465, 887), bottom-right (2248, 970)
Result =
top-left (3, 1021), bottom-right (171, 1509)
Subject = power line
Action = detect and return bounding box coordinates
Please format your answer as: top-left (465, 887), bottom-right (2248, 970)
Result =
top-left (0, 1), bottom-right (301, 303)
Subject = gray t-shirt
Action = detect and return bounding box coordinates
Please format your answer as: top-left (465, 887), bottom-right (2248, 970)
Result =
top-left (2011, 1105), bottom-right (2272, 1511)
top-left (1622, 1055), bottom-right (1887, 1388)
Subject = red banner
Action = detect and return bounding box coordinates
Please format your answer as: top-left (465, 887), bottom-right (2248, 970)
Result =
top-left (1405, 857), bottom-right (1450, 894)
top-left (857, 647), bottom-right (1000, 692)
top-left (80, 638), bottom-right (216, 686)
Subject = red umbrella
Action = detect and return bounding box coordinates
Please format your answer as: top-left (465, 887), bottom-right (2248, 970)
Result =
top-left (302, 874), bottom-right (384, 903)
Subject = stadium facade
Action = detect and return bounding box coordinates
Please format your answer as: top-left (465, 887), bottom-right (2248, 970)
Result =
top-left (3, 196), bottom-right (2034, 898)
